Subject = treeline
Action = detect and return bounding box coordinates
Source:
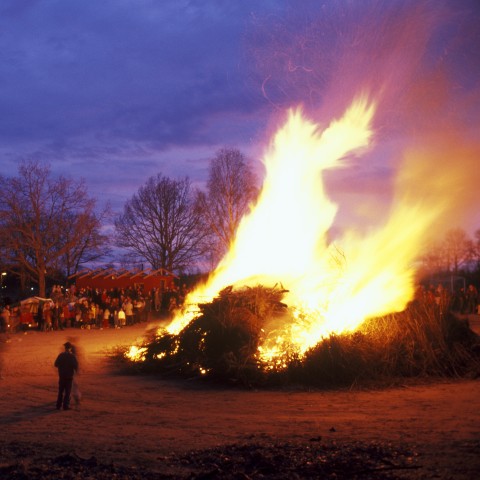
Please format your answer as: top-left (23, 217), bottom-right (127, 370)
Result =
top-left (0, 148), bottom-right (258, 298)
top-left (418, 228), bottom-right (480, 288)
top-left (2, 150), bottom-right (480, 300)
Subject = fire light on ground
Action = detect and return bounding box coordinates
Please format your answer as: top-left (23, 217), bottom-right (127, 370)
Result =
top-left (126, 93), bottom-right (475, 365)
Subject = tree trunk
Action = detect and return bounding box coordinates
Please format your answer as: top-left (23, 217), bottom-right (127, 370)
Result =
top-left (38, 267), bottom-right (46, 298)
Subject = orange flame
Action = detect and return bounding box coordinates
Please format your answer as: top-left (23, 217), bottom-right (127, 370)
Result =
top-left (129, 93), bottom-right (474, 365)
top-left (168, 97), bottom-right (378, 350)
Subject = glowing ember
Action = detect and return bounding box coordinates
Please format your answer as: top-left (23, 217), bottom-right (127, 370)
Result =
top-left (150, 93), bottom-right (472, 365)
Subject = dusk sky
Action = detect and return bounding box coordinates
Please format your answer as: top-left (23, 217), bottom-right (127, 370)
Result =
top-left (1, 0), bottom-right (480, 234)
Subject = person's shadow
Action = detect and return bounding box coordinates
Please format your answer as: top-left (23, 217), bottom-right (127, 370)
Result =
top-left (0, 402), bottom-right (60, 426)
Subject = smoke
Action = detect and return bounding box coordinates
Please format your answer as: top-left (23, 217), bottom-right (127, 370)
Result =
top-left (395, 133), bottom-right (480, 240)
top-left (244, 0), bottom-right (480, 235)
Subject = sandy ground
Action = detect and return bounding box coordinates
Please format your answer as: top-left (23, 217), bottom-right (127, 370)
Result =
top-left (1, 322), bottom-right (479, 478)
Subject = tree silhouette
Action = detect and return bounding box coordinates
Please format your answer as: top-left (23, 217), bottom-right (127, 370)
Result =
top-left (0, 161), bottom-right (106, 297)
top-left (196, 148), bottom-right (258, 266)
top-left (115, 174), bottom-right (206, 273)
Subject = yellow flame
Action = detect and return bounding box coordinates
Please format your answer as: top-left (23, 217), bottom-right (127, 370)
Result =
top-left (166, 94), bottom-right (471, 362)
top-left (125, 345), bottom-right (147, 362)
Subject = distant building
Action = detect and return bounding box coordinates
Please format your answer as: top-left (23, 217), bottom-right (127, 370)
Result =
top-left (69, 267), bottom-right (178, 293)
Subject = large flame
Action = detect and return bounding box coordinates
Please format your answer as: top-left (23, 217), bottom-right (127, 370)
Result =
top-left (136, 94), bottom-right (468, 364)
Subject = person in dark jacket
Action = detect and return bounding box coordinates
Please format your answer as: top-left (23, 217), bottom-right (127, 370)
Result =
top-left (54, 341), bottom-right (78, 410)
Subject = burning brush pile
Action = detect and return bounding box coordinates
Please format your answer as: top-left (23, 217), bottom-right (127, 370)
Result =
top-left (123, 97), bottom-right (480, 387)
top-left (123, 285), bottom-right (480, 387)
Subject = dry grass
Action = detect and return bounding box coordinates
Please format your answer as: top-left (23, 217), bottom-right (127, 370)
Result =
top-left (295, 301), bottom-right (480, 388)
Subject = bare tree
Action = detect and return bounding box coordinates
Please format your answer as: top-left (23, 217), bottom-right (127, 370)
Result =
top-left (114, 174), bottom-right (206, 273)
top-left (419, 250), bottom-right (444, 280)
top-left (57, 210), bottom-right (111, 278)
top-left (420, 228), bottom-right (474, 280)
top-left (196, 148), bottom-right (258, 264)
top-left (469, 229), bottom-right (480, 273)
top-left (0, 161), bottom-right (107, 297)
top-left (442, 228), bottom-right (474, 275)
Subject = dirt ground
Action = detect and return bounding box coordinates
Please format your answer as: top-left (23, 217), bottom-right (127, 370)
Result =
top-left (1, 321), bottom-right (479, 479)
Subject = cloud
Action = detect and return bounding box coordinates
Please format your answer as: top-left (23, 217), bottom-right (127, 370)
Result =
top-left (1, 0), bottom-right (479, 236)
top-left (0, 0), bottom-right (269, 147)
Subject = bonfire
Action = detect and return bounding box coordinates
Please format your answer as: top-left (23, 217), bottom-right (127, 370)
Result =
top-left (124, 96), bottom-right (480, 386)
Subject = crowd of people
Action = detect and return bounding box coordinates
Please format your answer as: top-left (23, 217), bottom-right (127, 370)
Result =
top-left (451, 284), bottom-right (480, 314)
top-left (1, 281), bottom-right (480, 334)
top-left (1, 283), bottom-right (191, 333)
top-left (415, 283), bottom-right (479, 314)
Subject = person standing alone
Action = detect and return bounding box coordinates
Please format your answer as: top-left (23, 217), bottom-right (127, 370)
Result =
top-left (54, 342), bottom-right (78, 410)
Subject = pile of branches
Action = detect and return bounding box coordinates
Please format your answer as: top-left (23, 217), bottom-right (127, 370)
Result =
top-left (121, 286), bottom-right (480, 387)
top-left (126, 285), bottom-right (287, 384)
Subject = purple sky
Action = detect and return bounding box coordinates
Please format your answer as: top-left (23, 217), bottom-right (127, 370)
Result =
top-left (1, 0), bottom-right (480, 234)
